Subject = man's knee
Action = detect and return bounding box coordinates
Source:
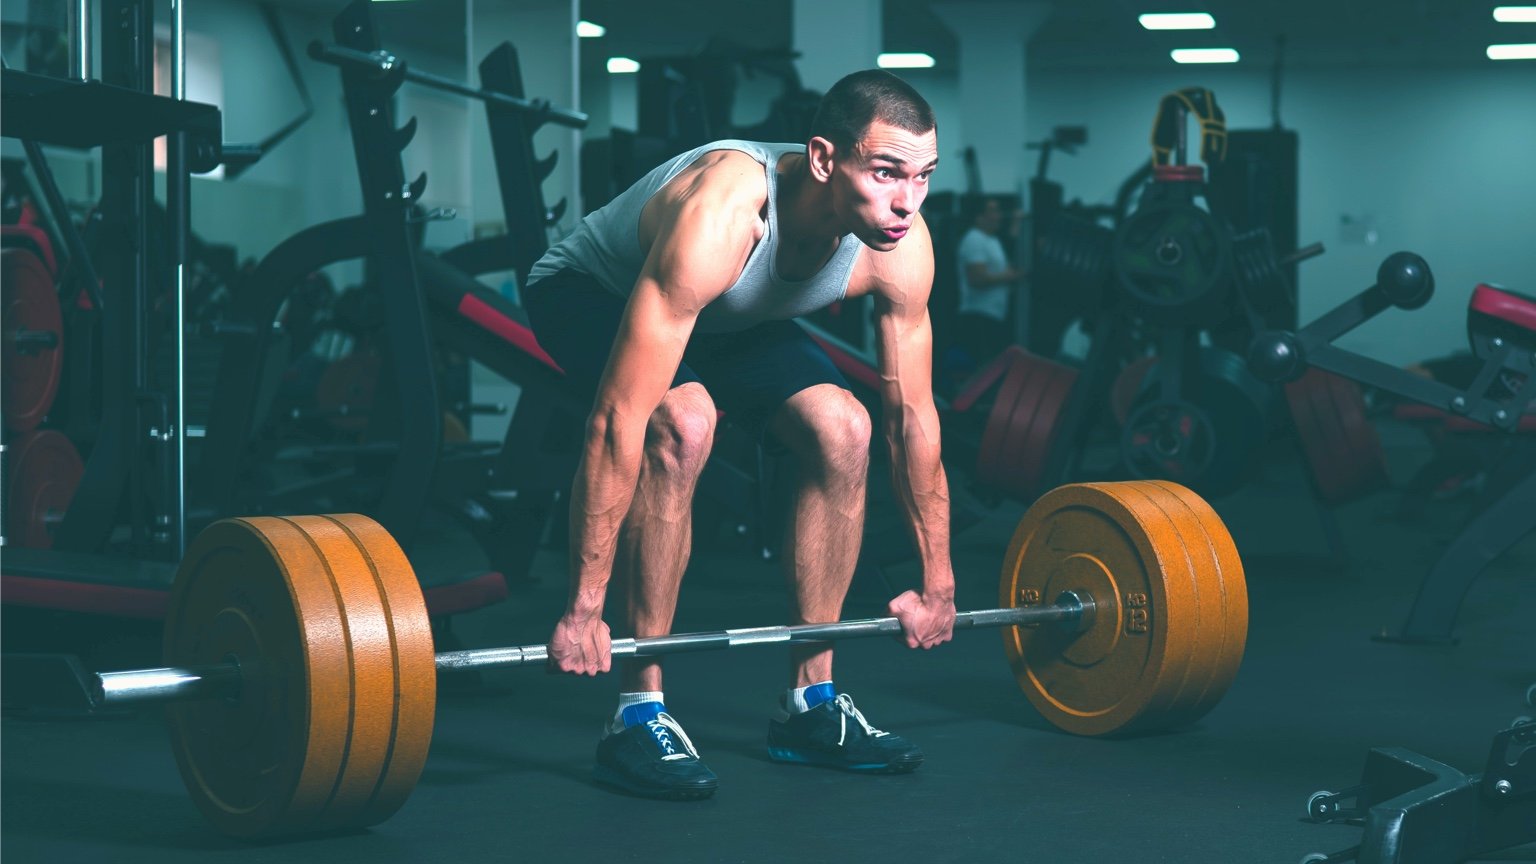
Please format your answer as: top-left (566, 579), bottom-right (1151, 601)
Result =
top-left (788, 385), bottom-right (871, 472)
top-left (646, 383), bottom-right (717, 477)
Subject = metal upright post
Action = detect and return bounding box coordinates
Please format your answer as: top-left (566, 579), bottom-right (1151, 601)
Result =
top-left (168, 0), bottom-right (189, 556)
top-left (70, 0), bottom-right (92, 79)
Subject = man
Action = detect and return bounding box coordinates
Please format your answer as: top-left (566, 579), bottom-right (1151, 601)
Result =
top-left (953, 196), bottom-right (1022, 372)
top-left (523, 70), bottom-right (956, 801)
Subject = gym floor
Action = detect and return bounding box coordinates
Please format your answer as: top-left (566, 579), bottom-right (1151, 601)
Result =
top-left (2, 421), bottom-right (1532, 863)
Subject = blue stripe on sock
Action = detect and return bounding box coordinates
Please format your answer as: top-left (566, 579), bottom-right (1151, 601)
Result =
top-left (621, 701), bottom-right (664, 728)
top-left (804, 682), bottom-right (835, 709)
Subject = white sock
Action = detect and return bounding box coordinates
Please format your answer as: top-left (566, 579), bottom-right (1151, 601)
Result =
top-left (610, 690), bottom-right (665, 733)
top-left (785, 681), bottom-right (836, 714)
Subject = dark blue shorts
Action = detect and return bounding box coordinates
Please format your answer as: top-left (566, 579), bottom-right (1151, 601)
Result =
top-left (523, 269), bottom-right (849, 435)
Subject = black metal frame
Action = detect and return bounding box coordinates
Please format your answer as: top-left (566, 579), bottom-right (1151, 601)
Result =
top-left (1253, 256), bottom-right (1535, 642)
top-left (1303, 724), bottom-right (1535, 864)
top-left (195, 0), bottom-right (590, 581)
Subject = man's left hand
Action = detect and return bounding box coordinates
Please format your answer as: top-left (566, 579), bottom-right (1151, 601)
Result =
top-left (888, 590), bottom-right (957, 649)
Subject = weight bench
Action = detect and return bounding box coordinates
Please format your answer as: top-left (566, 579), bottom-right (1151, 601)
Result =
top-left (1385, 283), bottom-right (1536, 643)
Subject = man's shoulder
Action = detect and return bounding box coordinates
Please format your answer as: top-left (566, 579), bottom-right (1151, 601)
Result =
top-left (661, 146), bottom-right (770, 207)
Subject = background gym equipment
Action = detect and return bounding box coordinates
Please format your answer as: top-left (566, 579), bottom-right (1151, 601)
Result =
top-left (1, 247), bottom-right (64, 434)
top-left (1298, 721), bottom-right (1534, 864)
top-left (84, 479), bottom-right (1246, 839)
top-left (1118, 345), bottom-right (1272, 498)
top-left (5, 429), bottom-right (84, 549)
top-left (1282, 368), bottom-right (1389, 502)
top-left (1247, 252), bottom-right (1535, 643)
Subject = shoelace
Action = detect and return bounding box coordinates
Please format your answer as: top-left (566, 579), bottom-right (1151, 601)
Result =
top-left (646, 712), bottom-right (700, 761)
top-left (832, 693), bottom-right (889, 747)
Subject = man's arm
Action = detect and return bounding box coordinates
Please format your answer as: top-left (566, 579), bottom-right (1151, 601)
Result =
top-left (550, 173), bottom-right (761, 674)
top-left (964, 261), bottom-right (1021, 290)
top-left (960, 232), bottom-right (1020, 290)
top-left (867, 215), bottom-right (957, 649)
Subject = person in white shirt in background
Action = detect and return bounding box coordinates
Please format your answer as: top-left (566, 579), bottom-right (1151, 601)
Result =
top-left (953, 196), bottom-right (1022, 375)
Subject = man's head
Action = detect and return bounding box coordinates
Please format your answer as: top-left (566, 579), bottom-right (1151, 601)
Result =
top-left (964, 196), bottom-right (1004, 235)
top-left (805, 70), bottom-right (939, 251)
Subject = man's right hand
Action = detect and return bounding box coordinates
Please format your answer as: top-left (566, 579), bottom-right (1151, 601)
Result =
top-left (548, 613), bottom-right (612, 676)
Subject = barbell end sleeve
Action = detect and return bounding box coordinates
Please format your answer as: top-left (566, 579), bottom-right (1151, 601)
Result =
top-left (94, 665), bottom-right (243, 707)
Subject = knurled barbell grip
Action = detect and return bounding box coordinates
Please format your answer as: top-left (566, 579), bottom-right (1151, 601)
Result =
top-left (95, 594), bottom-right (1092, 707)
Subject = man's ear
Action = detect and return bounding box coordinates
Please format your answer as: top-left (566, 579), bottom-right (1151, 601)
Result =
top-left (806, 136), bottom-right (837, 183)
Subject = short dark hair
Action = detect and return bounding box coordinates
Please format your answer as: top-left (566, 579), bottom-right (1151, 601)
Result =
top-left (808, 69), bottom-right (936, 152)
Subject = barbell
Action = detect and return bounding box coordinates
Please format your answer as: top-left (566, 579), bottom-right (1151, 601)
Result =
top-left (88, 479), bottom-right (1247, 840)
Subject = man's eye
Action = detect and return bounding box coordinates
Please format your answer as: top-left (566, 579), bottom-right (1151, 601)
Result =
top-left (875, 168), bottom-right (893, 179)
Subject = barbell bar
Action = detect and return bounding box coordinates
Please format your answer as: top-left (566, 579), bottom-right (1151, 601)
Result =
top-left (306, 41), bottom-right (588, 129)
top-left (82, 479), bottom-right (1246, 840)
top-left (95, 596), bottom-right (1092, 707)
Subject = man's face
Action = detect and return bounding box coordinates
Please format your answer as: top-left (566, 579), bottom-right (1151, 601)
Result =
top-left (976, 199), bottom-right (1003, 234)
top-left (827, 120), bottom-right (939, 251)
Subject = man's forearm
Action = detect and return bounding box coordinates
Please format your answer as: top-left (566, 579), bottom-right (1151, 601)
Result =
top-left (885, 418), bottom-right (955, 596)
top-left (563, 412), bottom-right (646, 618)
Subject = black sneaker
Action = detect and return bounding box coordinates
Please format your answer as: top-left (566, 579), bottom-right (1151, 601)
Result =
top-left (594, 710), bottom-right (719, 800)
top-left (767, 693), bottom-right (923, 773)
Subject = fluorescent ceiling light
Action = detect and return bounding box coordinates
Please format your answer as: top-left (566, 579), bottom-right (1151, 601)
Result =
top-left (577, 20), bottom-right (606, 37)
top-left (1139, 13), bottom-right (1216, 30)
top-left (1487, 43), bottom-right (1536, 59)
top-left (607, 56), bottom-right (640, 74)
top-left (1492, 6), bottom-right (1536, 22)
top-left (1171, 47), bottom-right (1239, 63)
top-left (877, 52), bottom-right (935, 69)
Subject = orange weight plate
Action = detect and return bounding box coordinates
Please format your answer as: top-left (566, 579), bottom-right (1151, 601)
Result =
top-left (1118, 481), bottom-right (1247, 728)
top-left (1086, 481), bottom-right (1212, 726)
top-left (163, 514), bottom-right (434, 839)
top-left (1143, 481), bottom-right (1248, 726)
top-left (322, 513), bottom-right (436, 828)
top-left (998, 482), bottom-right (1210, 736)
top-left (165, 517), bottom-right (351, 838)
top-left (3, 248), bottom-right (64, 433)
top-left (279, 517), bottom-right (404, 831)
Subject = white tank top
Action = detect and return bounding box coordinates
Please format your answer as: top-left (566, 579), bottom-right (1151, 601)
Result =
top-left (529, 139), bottom-right (863, 333)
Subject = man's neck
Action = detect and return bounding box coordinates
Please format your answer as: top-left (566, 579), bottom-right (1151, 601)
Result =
top-left (777, 155), bottom-right (845, 248)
